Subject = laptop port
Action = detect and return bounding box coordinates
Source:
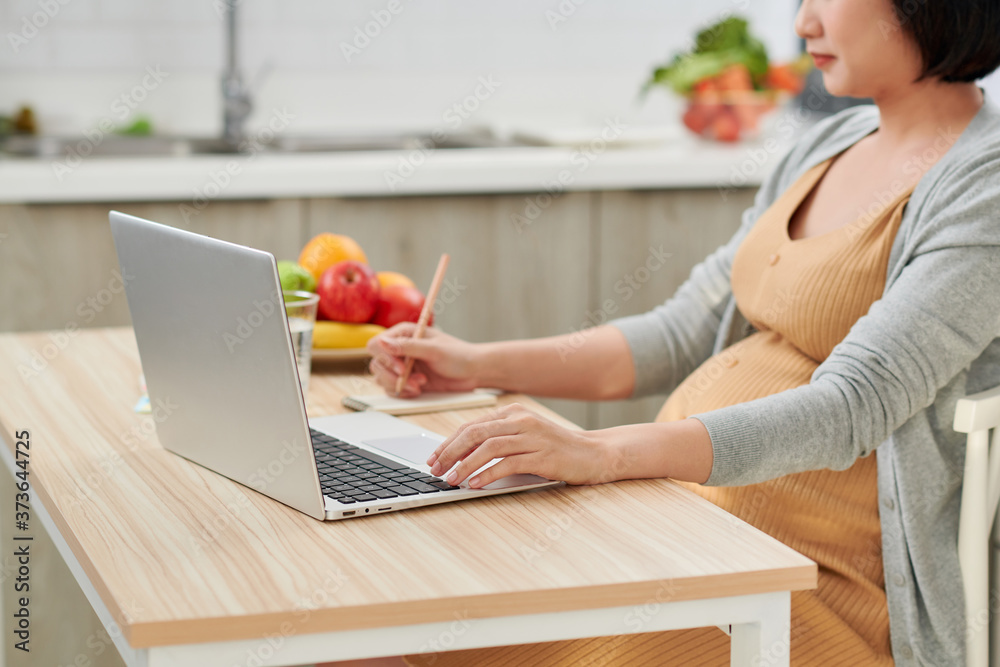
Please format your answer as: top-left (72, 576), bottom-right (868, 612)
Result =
top-left (343, 511), bottom-right (356, 516)
top-left (378, 507), bottom-right (392, 512)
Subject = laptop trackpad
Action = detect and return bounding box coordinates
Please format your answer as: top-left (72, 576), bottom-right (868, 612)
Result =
top-left (363, 434), bottom-right (443, 465)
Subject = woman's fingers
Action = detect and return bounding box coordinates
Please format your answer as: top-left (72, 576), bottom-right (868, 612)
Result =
top-left (366, 324), bottom-right (479, 397)
top-left (368, 351), bottom-right (423, 396)
top-left (367, 326), bottom-right (443, 395)
top-left (465, 454), bottom-right (540, 489)
top-left (375, 337), bottom-right (406, 368)
top-left (383, 321), bottom-right (420, 339)
top-left (366, 324), bottom-right (412, 359)
top-left (427, 405), bottom-right (511, 468)
top-left (430, 419), bottom-right (511, 476)
top-left (367, 323), bottom-right (425, 369)
top-left (424, 402), bottom-right (607, 487)
top-left (428, 406), bottom-right (521, 479)
top-left (368, 352), bottom-right (398, 385)
top-left (423, 403), bottom-right (602, 487)
top-left (443, 435), bottom-right (535, 487)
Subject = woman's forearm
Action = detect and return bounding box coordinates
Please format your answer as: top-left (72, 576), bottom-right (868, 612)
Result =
top-left (465, 325), bottom-right (711, 482)
top-left (472, 325), bottom-right (636, 401)
top-left (593, 418), bottom-right (714, 484)
top-left (431, 403), bottom-right (714, 489)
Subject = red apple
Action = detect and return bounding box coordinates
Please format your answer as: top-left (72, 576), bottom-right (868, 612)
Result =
top-left (371, 284), bottom-right (428, 328)
top-left (316, 260), bottom-right (380, 323)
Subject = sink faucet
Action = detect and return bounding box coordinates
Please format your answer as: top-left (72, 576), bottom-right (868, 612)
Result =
top-left (221, 0), bottom-right (251, 147)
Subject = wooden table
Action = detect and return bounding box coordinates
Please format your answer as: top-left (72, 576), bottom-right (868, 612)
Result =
top-left (0, 328), bottom-right (815, 667)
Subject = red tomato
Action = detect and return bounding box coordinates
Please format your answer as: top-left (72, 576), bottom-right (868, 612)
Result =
top-left (766, 65), bottom-right (805, 94)
top-left (732, 102), bottom-right (763, 133)
top-left (683, 104), bottom-right (717, 135)
top-left (715, 64), bottom-right (753, 91)
top-left (711, 109), bottom-right (741, 142)
top-left (693, 78), bottom-right (721, 95)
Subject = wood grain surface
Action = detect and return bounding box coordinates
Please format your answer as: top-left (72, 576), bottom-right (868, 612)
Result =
top-left (0, 328), bottom-right (815, 649)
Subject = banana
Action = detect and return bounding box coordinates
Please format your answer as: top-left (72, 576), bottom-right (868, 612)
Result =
top-left (313, 321), bottom-right (386, 349)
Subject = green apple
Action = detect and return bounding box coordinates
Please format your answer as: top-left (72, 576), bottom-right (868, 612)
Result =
top-left (277, 260), bottom-right (317, 292)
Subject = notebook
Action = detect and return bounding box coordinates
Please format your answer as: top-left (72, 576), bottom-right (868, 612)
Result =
top-left (342, 390), bottom-right (499, 415)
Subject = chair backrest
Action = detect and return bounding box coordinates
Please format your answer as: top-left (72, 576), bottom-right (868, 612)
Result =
top-left (954, 384), bottom-right (1000, 667)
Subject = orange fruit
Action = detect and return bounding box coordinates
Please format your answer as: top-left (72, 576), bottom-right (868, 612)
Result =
top-left (298, 233), bottom-right (367, 281)
top-left (376, 271), bottom-right (416, 290)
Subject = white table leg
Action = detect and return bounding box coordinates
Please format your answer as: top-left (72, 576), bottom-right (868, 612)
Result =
top-left (730, 590), bottom-right (791, 667)
top-left (0, 437), bottom-right (150, 667)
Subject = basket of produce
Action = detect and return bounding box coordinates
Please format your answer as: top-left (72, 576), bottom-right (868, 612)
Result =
top-left (644, 17), bottom-right (810, 142)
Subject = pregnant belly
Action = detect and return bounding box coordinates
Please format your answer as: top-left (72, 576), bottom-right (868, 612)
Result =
top-left (657, 330), bottom-right (818, 423)
top-left (659, 333), bottom-right (890, 660)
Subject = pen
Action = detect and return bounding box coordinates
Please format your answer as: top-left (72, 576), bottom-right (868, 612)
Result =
top-left (395, 253), bottom-right (449, 395)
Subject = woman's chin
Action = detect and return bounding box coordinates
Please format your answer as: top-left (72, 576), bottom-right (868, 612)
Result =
top-left (818, 75), bottom-right (863, 101)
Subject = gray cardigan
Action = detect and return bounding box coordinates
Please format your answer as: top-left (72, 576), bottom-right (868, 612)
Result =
top-left (609, 97), bottom-right (1000, 665)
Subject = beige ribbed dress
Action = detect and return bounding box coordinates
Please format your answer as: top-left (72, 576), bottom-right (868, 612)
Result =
top-left (403, 155), bottom-right (912, 666)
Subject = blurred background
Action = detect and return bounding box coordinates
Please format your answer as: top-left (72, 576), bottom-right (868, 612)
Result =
top-left (2, 0), bottom-right (1000, 430)
top-left (3, 5), bottom-right (1000, 667)
top-left (1, 0), bottom-right (804, 135)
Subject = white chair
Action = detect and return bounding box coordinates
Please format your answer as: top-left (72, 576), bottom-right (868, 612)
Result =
top-left (954, 384), bottom-right (1000, 667)
top-left (994, 511), bottom-right (999, 667)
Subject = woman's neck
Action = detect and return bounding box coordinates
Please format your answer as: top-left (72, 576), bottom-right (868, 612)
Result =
top-left (870, 79), bottom-right (984, 151)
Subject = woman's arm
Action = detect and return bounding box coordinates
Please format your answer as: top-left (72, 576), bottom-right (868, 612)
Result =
top-left (371, 206), bottom-right (765, 402)
top-left (368, 323), bottom-right (635, 401)
top-left (697, 160), bottom-right (1000, 487)
top-left (473, 325), bottom-right (636, 401)
top-left (425, 403), bottom-right (714, 487)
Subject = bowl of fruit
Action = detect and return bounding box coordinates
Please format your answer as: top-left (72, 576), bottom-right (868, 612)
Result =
top-left (644, 17), bottom-right (809, 142)
top-left (278, 233), bottom-right (430, 361)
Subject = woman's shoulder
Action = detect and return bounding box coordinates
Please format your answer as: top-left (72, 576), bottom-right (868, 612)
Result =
top-left (924, 94), bottom-right (1000, 188)
top-left (902, 96), bottom-right (1000, 250)
top-left (962, 91), bottom-right (1000, 145)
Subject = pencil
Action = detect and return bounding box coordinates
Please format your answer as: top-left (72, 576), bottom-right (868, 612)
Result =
top-left (395, 253), bottom-right (449, 395)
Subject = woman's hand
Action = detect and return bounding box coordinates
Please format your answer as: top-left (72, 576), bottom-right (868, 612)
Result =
top-left (366, 323), bottom-right (480, 397)
top-left (427, 403), bottom-right (614, 488)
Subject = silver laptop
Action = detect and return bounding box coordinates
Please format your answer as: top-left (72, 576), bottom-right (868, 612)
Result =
top-left (109, 211), bottom-right (559, 521)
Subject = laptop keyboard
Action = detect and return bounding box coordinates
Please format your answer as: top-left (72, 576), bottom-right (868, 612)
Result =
top-left (310, 428), bottom-right (461, 504)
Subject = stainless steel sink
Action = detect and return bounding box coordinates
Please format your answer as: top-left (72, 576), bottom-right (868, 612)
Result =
top-left (0, 129), bottom-right (517, 159)
top-left (0, 135), bottom-right (236, 158)
top-left (268, 128), bottom-right (511, 152)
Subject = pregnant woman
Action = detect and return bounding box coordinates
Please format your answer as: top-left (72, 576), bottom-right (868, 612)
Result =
top-left (346, 0), bottom-right (1000, 664)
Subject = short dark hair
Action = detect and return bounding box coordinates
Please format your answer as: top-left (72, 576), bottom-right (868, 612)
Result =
top-left (891, 0), bottom-right (1000, 82)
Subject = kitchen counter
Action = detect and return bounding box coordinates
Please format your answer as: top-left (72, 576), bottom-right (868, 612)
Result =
top-left (0, 132), bottom-right (796, 203)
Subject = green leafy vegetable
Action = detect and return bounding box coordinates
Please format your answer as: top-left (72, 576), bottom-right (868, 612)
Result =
top-left (694, 17), bottom-right (747, 54)
top-left (115, 115), bottom-right (154, 136)
top-left (644, 16), bottom-right (770, 95)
